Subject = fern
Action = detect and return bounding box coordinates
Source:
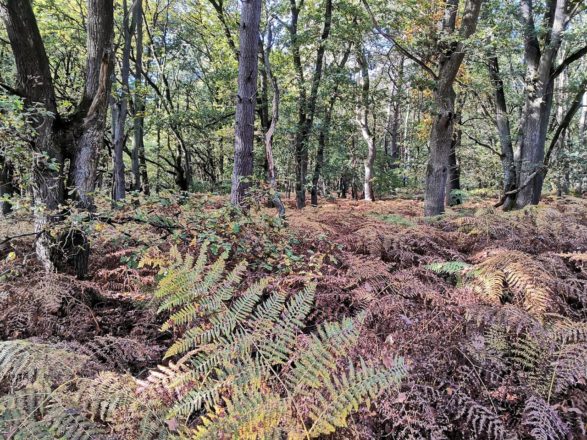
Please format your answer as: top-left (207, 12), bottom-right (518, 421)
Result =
top-left (522, 396), bottom-right (570, 440)
top-left (471, 250), bottom-right (552, 319)
top-left (149, 249), bottom-right (406, 437)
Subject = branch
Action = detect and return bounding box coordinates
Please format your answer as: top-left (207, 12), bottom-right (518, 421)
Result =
top-left (551, 45), bottom-right (587, 81)
top-left (544, 78), bottom-right (587, 165)
top-left (0, 83), bottom-right (25, 98)
top-left (361, 0), bottom-right (438, 80)
top-left (464, 132), bottom-right (502, 157)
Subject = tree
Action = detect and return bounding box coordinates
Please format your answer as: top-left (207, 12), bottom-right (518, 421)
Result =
top-left (0, 0), bottom-right (114, 274)
top-left (356, 47), bottom-right (376, 201)
top-left (288, 0), bottom-right (333, 209)
top-left (230, 0), bottom-right (262, 206)
top-left (424, 0), bottom-right (482, 216)
top-left (513, 0), bottom-right (586, 208)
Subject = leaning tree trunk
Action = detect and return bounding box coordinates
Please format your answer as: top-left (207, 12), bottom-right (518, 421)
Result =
top-left (230, 0), bottom-right (262, 206)
top-left (424, 0), bottom-right (482, 216)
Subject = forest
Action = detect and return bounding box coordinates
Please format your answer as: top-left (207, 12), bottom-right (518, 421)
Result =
top-left (0, 0), bottom-right (587, 438)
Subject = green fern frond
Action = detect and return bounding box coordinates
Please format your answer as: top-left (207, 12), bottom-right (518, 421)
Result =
top-left (306, 358), bottom-right (405, 437)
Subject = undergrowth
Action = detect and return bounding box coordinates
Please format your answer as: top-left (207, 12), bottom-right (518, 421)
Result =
top-left (0, 194), bottom-right (586, 438)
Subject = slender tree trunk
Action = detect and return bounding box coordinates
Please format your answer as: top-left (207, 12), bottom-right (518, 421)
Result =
top-left (132, 0), bottom-right (148, 194)
top-left (446, 118), bottom-right (461, 206)
top-left (261, 24), bottom-right (285, 217)
top-left (311, 46), bottom-right (351, 206)
top-left (230, 0), bottom-right (262, 206)
top-left (579, 92), bottom-right (587, 147)
top-left (488, 55), bottom-right (517, 210)
top-left (289, 0), bottom-right (332, 208)
top-left (112, 0), bottom-right (134, 202)
top-left (386, 56), bottom-right (403, 168)
top-left (424, 0), bottom-right (482, 216)
top-left (357, 48), bottom-right (375, 202)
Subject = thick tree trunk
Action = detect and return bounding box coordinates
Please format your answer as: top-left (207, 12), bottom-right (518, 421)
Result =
top-left (72, 0), bottom-right (114, 211)
top-left (514, 0), bottom-right (566, 208)
top-left (230, 0), bottom-right (261, 206)
top-left (1, 0), bottom-right (63, 270)
top-left (424, 0), bottom-right (482, 216)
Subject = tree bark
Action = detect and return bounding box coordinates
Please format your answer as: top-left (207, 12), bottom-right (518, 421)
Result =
top-left (72, 0), bottom-right (114, 210)
top-left (356, 48), bottom-right (375, 201)
top-left (424, 0), bottom-right (482, 216)
top-left (112, 0), bottom-right (134, 202)
top-left (514, 0), bottom-right (566, 208)
top-left (446, 116), bottom-right (461, 206)
top-left (488, 55), bottom-right (517, 210)
top-left (261, 23), bottom-right (285, 217)
top-left (311, 46), bottom-right (351, 207)
top-left (1, 0), bottom-right (63, 270)
top-left (132, 0), bottom-right (147, 194)
top-left (230, 0), bottom-right (262, 206)
top-left (289, 0), bottom-right (332, 208)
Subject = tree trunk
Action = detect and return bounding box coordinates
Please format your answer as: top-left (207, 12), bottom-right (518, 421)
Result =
top-left (385, 56), bottom-right (403, 168)
top-left (488, 55), bottom-right (517, 210)
top-left (424, 0), bottom-right (482, 216)
top-left (72, 0), bottom-right (114, 211)
top-left (311, 47), bottom-right (351, 206)
top-left (261, 23), bottom-right (285, 217)
top-left (230, 0), bottom-right (261, 206)
top-left (1, 0), bottom-right (63, 271)
top-left (514, 0), bottom-right (566, 208)
top-left (446, 118), bottom-right (461, 206)
top-left (112, 0), bottom-right (134, 202)
top-left (357, 48), bottom-right (375, 202)
top-left (132, 0), bottom-right (147, 194)
top-left (289, 0), bottom-right (332, 209)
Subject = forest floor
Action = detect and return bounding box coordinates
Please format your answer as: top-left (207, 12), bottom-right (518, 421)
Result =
top-left (1, 193), bottom-right (587, 438)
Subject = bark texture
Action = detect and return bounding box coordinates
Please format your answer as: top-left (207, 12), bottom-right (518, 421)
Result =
top-left (424, 0), bottom-right (482, 216)
top-left (230, 0), bottom-right (262, 206)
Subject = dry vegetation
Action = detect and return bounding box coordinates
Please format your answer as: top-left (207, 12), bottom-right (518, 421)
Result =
top-left (1, 193), bottom-right (587, 439)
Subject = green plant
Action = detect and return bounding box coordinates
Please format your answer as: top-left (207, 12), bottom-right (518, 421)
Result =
top-left (151, 246), bottom-right (406, 437)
